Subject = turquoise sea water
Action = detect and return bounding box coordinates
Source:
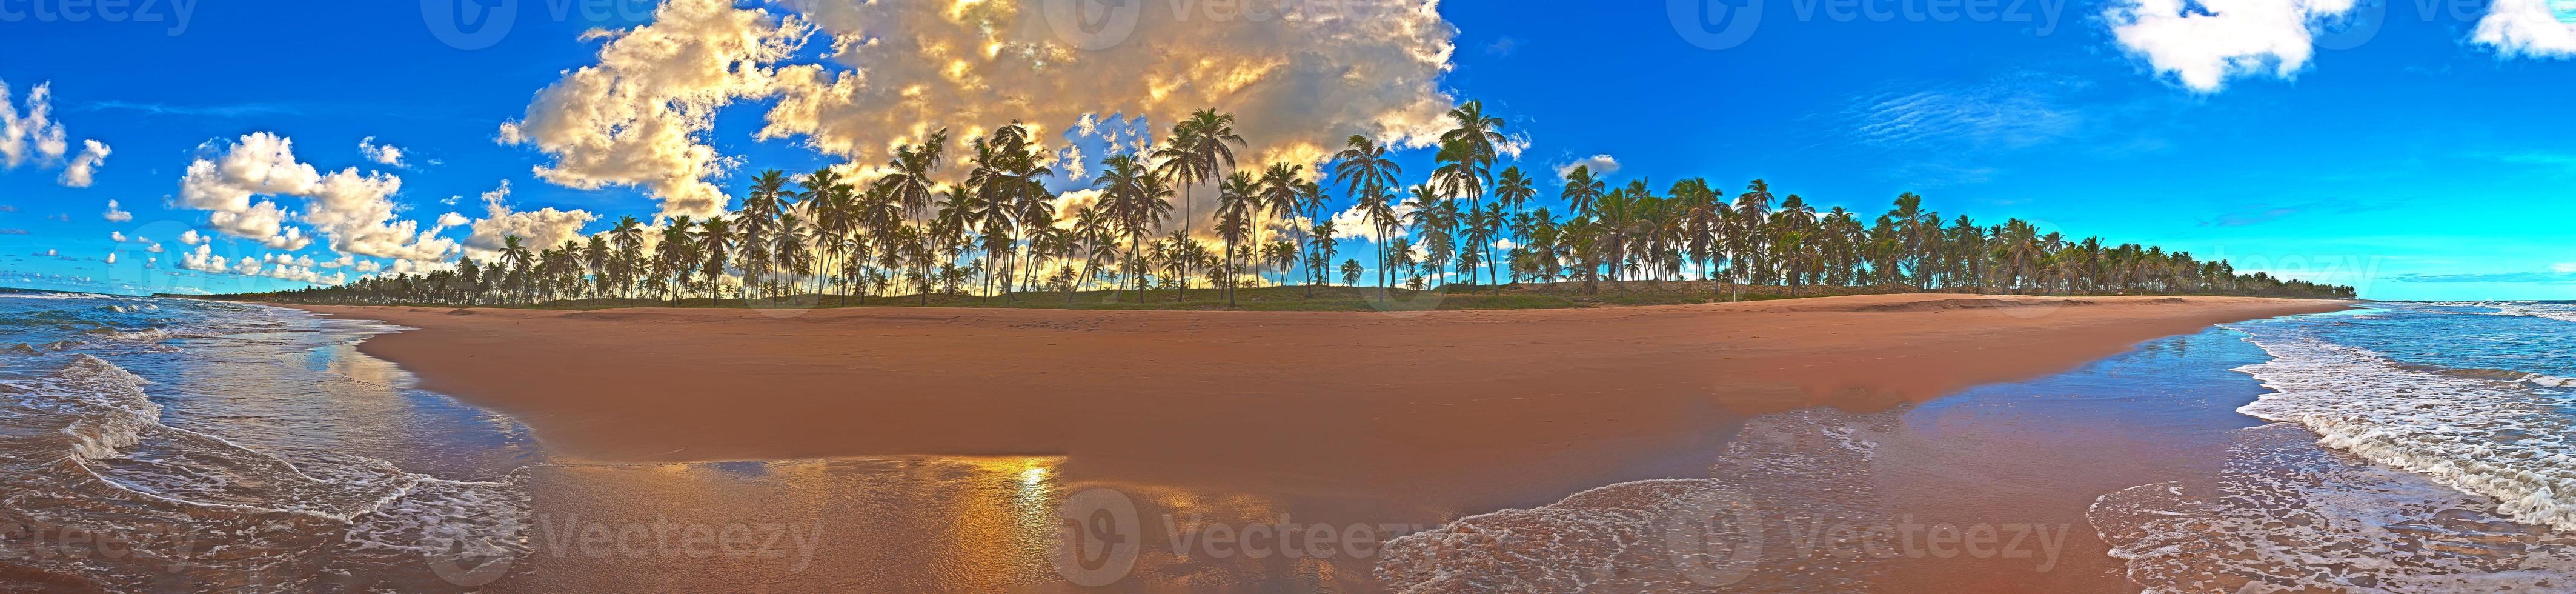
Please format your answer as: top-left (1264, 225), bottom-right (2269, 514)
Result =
top-left (0, 289), bottom-right (540, 592)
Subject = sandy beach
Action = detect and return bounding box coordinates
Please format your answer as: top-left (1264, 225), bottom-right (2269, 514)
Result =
top-left (273, 294), bottom-right (2350, 592)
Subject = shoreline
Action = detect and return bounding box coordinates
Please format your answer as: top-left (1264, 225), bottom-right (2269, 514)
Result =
top-left (267, 293), bottom-right (2350, 591)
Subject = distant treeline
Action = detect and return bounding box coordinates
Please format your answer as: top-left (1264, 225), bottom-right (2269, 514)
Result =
top-left (218, 102), bottom-right (2357, 307)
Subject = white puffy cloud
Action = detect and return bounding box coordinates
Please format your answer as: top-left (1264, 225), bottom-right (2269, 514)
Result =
top-left (178, 132), bottom-right (456, 261)
top-left (500, 0), bottom-right (811, 219)
top-left (357, 136), bottom-right (407, 167)
top-left (387, 258), bottom-right (454, 276)
top-left (146, 242), bottom-right (164, 253)
top-left (2104, 0), bottom-right (2359, 93)
top-left (434, 212), bottom-right (470, 232)
top-left (1553, 154), bottom-right (1619, 181)
top-left (354, 259), bottom-right (382, 273)
top-left (59, 139), bottom-right (108, 187)
top-left (178, 229), bottom-right (205, 245)
top-left (110, 231), bottom-right (125, 242)
top-left (1326, 199), bottom-right (1422, 241)
top-left (462, 180), bottom-right (599, 261)
top-left (508, 0), bottom-right (1461, 222)
top-left (179, 244), bottom-right (228, 273)
top-left (0, 79), bottom-right (68, 168)
top-left (104, 252), bottom-right (116, 264)
top-left (2475, 0), bottom-right (2576, 58)
top-left (102, 199), bottom-right (131, 222)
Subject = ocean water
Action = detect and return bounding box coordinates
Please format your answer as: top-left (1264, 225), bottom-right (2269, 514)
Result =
top-left (2094, 302), bottom-right (2576, 592)
top-left (0, 289), bottom-right (541, 592)
top-left (1378, 302), bottom-right (2576, 592)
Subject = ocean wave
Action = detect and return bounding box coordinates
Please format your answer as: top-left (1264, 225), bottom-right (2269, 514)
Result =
top-left (2228, 332), bottom-right (2576, 533)
top-left (0, 355), bottom-right (533, 592)
top-left (2417, 301), bottom-right (2576, 324)
top-left (2091, 423), bottom-right (2576, 593)
top-left (1375, 407), bottom-right (1899, 592)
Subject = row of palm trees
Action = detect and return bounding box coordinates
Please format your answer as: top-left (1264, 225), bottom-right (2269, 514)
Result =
top-left (244, 102), bottom-right (2355, 306)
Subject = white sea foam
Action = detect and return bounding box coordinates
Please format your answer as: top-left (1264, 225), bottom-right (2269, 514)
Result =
top-left (1375, 408), bottom-right (1899, 592)
top-left (2228, 333), bottom-right (2576, 533)
top-left (0, 353), bottom-right (534, 590)
top-left (2091, 424), bottom-right (2576, 593)
top-left (2426, 300), bottom-right (2576, 324)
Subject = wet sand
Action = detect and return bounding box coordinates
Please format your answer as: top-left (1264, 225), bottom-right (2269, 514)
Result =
top-left (273, 294), bottom-right (2349, 592)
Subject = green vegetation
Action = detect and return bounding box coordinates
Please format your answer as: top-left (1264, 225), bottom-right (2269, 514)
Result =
top-left (216, 101), bottom-right (2357, 308)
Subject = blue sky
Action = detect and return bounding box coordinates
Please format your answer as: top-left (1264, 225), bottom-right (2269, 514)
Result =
top-left (0, 0), bottom-right (2571, 300)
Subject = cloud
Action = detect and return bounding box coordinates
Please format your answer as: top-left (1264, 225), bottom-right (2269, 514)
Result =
top-left (102, 199), bottom-right (131, 222)
top-left (179, 244), bottom-right (226, 273)
top-left (0, 205), bottom-right (15, 212)
top-left (0, 229), bottom-right (25, 235)
top-left (2197, 199), bottom-right (2381, 227)
top-left (498, 0), bottom-right (811, 219)
top-left (357, 136), bottom-right (407, 167)
top-left (1326, 199), bottom-right (1422, 241)
top-left (178, 229), bottom-right (205, 245)
top-left (110, 231), bottom-right (125, 242)
top-left (1553, 154), bottom-right (1619, 181)
top-left (2103, 0), bottom-right (2359, 92)
top-left (1483, 36), bottom-right (1521, 57)
top-left (83, 101), bottom-right (298, 118)
top-left (462, 180), bottom-right (599, 261)
top-left (59, 139), bottom-right (108, 187)
top-left (146, 242), bottom-right (163, 253)
top-left (0, 79), bottom-right (69, 167)
top-left (509, 0), bottom-right (1461, 221)
top-left (178, 132), bottom-right (457, 260)
top-left (1844, 80), bottom-right (2081, 150)
top-left (104, 252), bottom-right (115, 264)
top-left (2475, 0), bottom-right (2576, 58)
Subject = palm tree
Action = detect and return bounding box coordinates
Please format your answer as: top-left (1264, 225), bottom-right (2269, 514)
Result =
top-left (736, 171), bottom-right (789, 299)
top-left (1333, 135), bottom-right (1401, 289)
top-left (497, 235), bottom-right (532, 303)
top-left (1215, 171), bottom-right (1259, 306)
top-left (609, 215), bottom-right (645, 300)
top-left (877, 129), bottom-right (951, 227)
top-left (1097, 153), bottom-right (1172, 301)
top-left (695, 216), bottom-right (732, 299)
top-left (1150, 109), bottom-right (1245, 301)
